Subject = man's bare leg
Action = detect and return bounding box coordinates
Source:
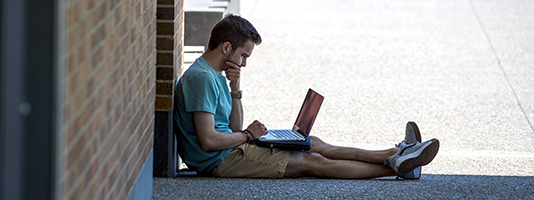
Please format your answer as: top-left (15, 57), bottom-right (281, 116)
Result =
top-left (309, 136), bottom-right (397, 164)
top-left (284, 151), bottom-right (397, 179)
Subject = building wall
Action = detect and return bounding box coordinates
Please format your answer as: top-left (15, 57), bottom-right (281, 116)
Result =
top-left (155, 0), bottom-right (184, 110)
top-left (60, 0), bottom-right (158, 199)
top-left (153, 0), bottom-right (185, 177)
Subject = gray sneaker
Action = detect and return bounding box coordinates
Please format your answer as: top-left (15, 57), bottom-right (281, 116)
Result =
top-left (384, 139), bottom-right (440, 174)
top-left (405, 121), bottom-right (422, 144)
top-left (397, 122), bottom-right (422, 180)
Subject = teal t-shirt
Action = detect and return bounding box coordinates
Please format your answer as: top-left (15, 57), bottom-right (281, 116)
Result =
top-left (173, 56), bottom-right (233, 173)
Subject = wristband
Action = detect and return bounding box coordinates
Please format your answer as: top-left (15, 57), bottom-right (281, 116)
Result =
top-left (231, 90), bottom-right (242, 99)
top-left (244, 129), bottom-right (255, 140)
top-left (240, 130), bottom-right (250, 142)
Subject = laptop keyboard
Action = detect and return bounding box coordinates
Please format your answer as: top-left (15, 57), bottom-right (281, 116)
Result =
top-left (268, 130), bottom-right (305, 141)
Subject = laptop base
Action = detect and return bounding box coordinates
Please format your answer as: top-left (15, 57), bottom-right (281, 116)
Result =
top-left (254, 136), bottom-right (312, 152)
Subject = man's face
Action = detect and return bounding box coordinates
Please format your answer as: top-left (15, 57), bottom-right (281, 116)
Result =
top-left (225, 40), bottom-right (255, 69)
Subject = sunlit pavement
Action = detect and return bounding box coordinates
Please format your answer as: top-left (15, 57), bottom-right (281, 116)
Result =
top-left (154, 0), bottom-right (534, 198)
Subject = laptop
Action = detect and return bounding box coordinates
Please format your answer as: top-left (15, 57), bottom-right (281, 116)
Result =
top-left (254, 88), bottom-right (324, 151)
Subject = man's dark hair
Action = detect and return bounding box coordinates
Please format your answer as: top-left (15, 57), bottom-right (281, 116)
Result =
top-left (207, 14), bottom-right (262, 51)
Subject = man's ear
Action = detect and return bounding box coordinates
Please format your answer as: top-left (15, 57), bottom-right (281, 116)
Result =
top-left (221, 41), bottom-right (232, 55)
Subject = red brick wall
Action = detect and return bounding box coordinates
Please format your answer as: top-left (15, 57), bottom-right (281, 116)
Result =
top-left (156, 0), bottom-right (184, 111)
top-left (61, 0), bottom-right (157, 198)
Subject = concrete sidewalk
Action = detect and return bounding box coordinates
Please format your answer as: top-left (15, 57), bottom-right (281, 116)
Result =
top-left (154, 0), bottom-right (534, 198)
top-left (154, 174), bottom-right (534, 199)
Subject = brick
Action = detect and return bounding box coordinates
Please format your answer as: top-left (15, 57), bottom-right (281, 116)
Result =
top-left (156, 36), bottom-right (174, 50)
top-left (155, 95), bottom-right (173, 110)
top-left (157, 0), bottom-right (177, 5)
top-left (156, 6), bottom-right (176, 20)
top-left (156, 81), bottom-right (173, 95)
top-left (156, 52), bottom-right (173, 65)
top-left (156, 66), bottom-right (174, 80)
top-left (156, 21), bottom-right (175, 35)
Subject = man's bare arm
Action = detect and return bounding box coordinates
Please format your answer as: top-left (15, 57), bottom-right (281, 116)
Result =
top-left (194, 111), bottom-right (267, 151)
top-left (225, 60), bottom-right (243, 132)
top-left (228, 97), bottom-right (243, 132)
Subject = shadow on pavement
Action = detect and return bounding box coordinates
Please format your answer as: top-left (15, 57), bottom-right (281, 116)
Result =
top-left (154, 174), bottom-right (534, 199)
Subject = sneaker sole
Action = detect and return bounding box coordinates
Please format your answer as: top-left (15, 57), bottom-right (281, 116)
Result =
top-left (396, 139), bottom-right (440, 174)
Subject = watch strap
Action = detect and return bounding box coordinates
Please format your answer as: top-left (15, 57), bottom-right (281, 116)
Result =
top-left (231, 90), bottom-right (242, 99)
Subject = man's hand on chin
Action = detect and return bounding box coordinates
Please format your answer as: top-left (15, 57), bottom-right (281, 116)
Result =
top-left (224, 60), bottom-right (241, 92)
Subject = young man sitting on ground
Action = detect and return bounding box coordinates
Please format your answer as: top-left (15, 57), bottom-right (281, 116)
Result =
top-left (174, 14), bottom-right (439, 179)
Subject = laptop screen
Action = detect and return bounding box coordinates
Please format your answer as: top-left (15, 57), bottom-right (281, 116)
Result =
top-left (294, 89), bottom-right (324, 136)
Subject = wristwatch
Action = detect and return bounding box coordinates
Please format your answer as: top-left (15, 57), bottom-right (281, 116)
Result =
top-left (231, 90), bottom-right (242, 99)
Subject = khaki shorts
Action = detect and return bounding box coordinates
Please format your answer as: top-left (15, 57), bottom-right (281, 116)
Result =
top-left (211, 143), bottom-right (290, 178)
